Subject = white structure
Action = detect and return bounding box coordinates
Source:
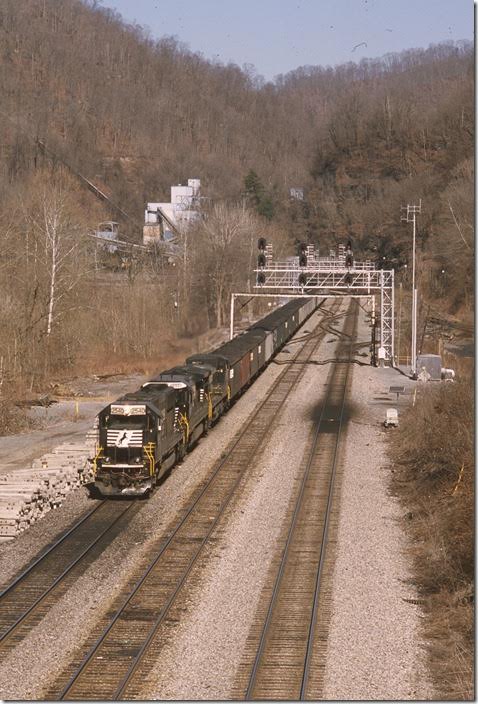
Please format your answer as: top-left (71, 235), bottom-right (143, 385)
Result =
top-left (254, 247), bottom-right (395, 365)
top-left (143, 179), bottom-right (202, 245)
top-left (94, 221), bottom-right (119, 252)
top-left (384, 408), bottom-right (399, 427)
top-left (289, 187), bottom-right (304, 200)
top-left (401, 199), bottom-right (422, 377)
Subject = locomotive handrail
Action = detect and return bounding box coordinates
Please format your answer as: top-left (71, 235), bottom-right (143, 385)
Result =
top-left (91, 445), bottom-right (104, 477)
top-left (178, 412), bottom-right (190, 442)
top-left (144, 443), bottom-right (156, 477)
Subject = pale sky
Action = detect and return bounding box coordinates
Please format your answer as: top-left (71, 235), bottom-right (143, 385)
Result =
top-left (98, 0), bottom-right (474, 81)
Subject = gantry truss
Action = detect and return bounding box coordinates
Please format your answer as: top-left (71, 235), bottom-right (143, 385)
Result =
top-left (253, 259), bottom-right (395, 365)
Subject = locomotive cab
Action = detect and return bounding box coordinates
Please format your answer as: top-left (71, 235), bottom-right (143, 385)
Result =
top-left (95, 386), bottom-right (177, 497)
top-left (150, 366), bottom-right (213, 445)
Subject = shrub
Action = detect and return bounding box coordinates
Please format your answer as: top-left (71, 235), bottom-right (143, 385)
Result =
top-left (390, 379), bottom-right (474, 699)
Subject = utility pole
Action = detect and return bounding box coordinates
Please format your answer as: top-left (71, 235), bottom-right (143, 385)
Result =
top-left (370, 295), bottom-right (377, 366)
top-left (397, 281), bottom-right (402, 365)
top-left (401, 200), bottom-right (422, 378)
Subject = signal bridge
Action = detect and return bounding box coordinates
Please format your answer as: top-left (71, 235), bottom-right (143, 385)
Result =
top-left (241, 242), bottom-right (395, 366)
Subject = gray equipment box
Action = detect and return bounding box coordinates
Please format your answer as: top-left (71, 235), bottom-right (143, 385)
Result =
top-left (416, 354), bottom-right (442, 381)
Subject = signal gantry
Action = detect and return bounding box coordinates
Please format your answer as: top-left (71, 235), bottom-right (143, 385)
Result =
top-left (253, 239), bottom-right (395, 366)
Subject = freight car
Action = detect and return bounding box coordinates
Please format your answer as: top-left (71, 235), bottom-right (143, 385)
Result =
top-left (93, 297), bottom-right (317, 496)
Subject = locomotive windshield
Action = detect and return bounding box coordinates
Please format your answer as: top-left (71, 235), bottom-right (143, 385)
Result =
top-left (108, 415), bottom-right (147, 429)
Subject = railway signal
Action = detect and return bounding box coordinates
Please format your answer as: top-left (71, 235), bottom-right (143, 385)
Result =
top-left (258, 238), bottom-right (267, 268)
top-left (298, 242), bottom-right (307, 268)
top-left (257, 238), bottom-right (267, 285)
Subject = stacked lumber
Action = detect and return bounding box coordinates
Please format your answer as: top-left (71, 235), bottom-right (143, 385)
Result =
top-left (0, 427), bottom-right (98, 542)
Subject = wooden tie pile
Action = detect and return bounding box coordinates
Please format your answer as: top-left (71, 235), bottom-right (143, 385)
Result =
top-left (0, 428), bottom-right (98, 541)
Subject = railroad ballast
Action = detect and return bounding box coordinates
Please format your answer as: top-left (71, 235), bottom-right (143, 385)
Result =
top-left (94, 298), bottom-right (318, 497)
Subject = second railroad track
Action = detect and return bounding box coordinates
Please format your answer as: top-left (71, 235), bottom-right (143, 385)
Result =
top-left (234, 298), bottom-right (358, 700)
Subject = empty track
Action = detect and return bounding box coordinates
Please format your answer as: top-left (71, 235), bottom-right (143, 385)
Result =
top-left (0, 499), bottom-right (137, 652)
top-left (234, 299), bottom-right (357, 700)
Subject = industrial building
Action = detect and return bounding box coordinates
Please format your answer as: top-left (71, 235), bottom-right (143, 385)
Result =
top-left (143, 178), bottom-right (202, 245)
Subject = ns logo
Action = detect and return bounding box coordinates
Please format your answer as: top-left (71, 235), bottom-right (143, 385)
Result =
top-left (115, 430), bottom-right (137, 447)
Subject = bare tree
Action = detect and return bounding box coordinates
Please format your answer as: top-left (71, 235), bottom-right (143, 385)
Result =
top-left (28, 186), bottom-right (86, 339)
top-left (191, 204), bottom-right (256, 327)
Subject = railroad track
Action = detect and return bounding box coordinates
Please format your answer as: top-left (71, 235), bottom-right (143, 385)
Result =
top-left (44, 300), bottom-right (343, 701)
top-left (233, 299), bottom-right (358, 701)
top-left (0, 500), bottom-right (137, 652)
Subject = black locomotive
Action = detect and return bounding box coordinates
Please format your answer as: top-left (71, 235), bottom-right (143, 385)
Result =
top-left (94, 298), bottom-right (317, 496)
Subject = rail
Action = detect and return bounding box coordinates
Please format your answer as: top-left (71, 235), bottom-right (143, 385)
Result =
top-left (235, 300), bottom-right (357, 700)
top-left (0, 501), bottom-right (136, 651)
top-left (50, 301), bottom-right (343, 701)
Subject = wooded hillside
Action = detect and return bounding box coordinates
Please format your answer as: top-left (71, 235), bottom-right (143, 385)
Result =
top-left (0, 0), bottom-right (473, 395)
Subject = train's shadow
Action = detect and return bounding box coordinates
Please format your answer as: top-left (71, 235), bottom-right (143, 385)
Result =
top-left (273, 357), bottom-right (371, 367)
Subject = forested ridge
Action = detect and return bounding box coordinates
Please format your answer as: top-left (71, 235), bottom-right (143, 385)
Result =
top-left (1, 1), bottom-right (473, 246)
top-left (0, 0), bottom-right (473, 393)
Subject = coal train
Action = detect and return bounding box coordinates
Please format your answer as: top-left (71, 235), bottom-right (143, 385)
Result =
top-left (93, 297), bottom-right (318, 497)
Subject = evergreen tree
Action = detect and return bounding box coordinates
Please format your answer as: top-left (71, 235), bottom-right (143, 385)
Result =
top-left (244, 169), bottom-right (275, 220)
top-left (244, 169), bottom-right (264, 207)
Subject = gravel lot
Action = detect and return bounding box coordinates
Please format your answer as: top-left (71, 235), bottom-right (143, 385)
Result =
top-left (0, 374), bottom-right (145, 474)
top-left (0, 303), bottom-right (433, 700)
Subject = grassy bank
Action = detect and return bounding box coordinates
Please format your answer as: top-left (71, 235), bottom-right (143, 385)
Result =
top-left (390, 377), bottom-right (474, 700)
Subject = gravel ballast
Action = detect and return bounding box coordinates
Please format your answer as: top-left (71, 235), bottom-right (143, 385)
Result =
top-left (135, 302), bottom-right (433, 701)
top-left (0, 307), bottom-right (326, 700)
top-left (0, 303), bottom-right (433, 700)
top-left (137, 310), bottom-right (340, 700)
top-left (321, 324), bottom-right (433, 699)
